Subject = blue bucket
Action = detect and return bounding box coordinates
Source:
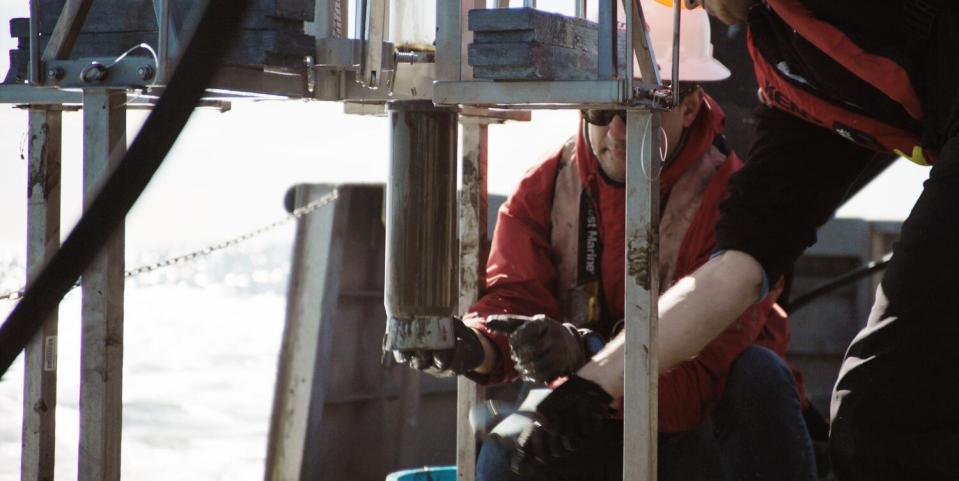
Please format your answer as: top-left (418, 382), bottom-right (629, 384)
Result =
top-left (385, 466), bottom-right (456, 481)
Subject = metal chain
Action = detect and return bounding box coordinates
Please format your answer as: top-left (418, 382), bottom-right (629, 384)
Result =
top-left (0, 189), bottom-right (339, 303)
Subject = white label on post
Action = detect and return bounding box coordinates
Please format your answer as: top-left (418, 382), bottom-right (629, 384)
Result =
top-left (44, 336), bottom-right (57, 371)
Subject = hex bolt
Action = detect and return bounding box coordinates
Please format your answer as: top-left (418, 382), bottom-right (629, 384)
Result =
top-left (137, 65), bottom-right (155, 81)
top-left (46, 67), bottom-right (64, 81)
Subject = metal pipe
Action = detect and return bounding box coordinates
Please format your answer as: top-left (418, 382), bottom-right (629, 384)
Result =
top-left (383, 100), bottom-right (459, 351)
top-left (671, 0), bottom-right (680, 106)
top-left (598, 0), bottom-right (615, 79)
top-left (158, 0), bottom-right (170, 83)
top-left (627, 0), bottom-right (661, 94)
top-left (435, 0), bottom-right (463, 81)
top-left (623, 108), bottom-right (661, 481)
top-left (575, 0), bottom-right (587, 18)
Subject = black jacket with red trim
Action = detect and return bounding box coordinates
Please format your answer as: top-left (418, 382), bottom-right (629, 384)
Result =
top-left (745, 0), bottom-right (939, 161)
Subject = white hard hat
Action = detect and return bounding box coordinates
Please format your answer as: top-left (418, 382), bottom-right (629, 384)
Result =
top-left (642, 0), bottom-right (730, 82)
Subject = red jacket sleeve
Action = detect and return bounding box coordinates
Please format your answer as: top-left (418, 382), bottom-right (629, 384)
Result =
top-left (463, 153), bottom-right (565, 385)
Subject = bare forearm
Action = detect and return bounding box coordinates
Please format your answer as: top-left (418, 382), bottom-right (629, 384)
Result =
top-left (578, 250), bottom-right (764, 397)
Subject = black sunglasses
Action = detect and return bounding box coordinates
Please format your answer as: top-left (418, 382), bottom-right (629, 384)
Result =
top-left (582, 109), bottom-right (626, 126)
top-left (583, 84), bottom-right (700, 126)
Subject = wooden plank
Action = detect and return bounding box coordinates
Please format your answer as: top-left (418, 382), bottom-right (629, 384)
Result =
top-left (468, 42), bottom-right (595, 67)
top-left (469, 43), bottom-right (599, 80)
top-left (22, 107), bottom-right (62, 481)
top-left (472, 64), bottom-right (597, 81)
top-left (471, 20), bottom-right (597, 51)
top-left (265, 185), bottom-right (348, 481)
top-left (468, 7), bottom-right (594, 33)
top-left (623, 109), bottom-right (661, 481)
top-left (79, 89), bottom-right (126, 481)
top-left (28, 29), bottom-right (313, 70)
top-left (11, 17), bottom-right (30, 38)
top-left (4, 48), bottom-right (29, 84)
top-left (456, 119), bottom-right (490, 481)
top-left (467, 10), bottom-right (629, 82)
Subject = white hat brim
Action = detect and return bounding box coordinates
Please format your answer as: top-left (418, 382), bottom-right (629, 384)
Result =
top-left (656, 57), bottom-right (731, 83)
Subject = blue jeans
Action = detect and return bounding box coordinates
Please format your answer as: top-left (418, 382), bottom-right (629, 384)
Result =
top-left (476, 345), bottom-right (816, 481)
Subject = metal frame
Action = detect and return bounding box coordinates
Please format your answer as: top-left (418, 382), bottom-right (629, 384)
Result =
top-left (434, 2), bottom-right (667, 481)
top-left (5, 3), bottom-right (675, 481)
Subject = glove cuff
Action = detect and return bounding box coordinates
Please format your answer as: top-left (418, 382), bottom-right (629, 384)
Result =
top-left (458, 319), bottom-right (487, 373)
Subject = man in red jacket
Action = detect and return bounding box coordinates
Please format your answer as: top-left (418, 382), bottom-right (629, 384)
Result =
top-left (505, 0), bottom-right (959, 480)
top-left (391, 5), bottom-right (816, 480)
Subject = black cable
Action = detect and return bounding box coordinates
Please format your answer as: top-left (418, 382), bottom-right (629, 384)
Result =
top-left (788, 253), bottom-right (892, 312)
top-left (0, 0), bottom-right (253, 377)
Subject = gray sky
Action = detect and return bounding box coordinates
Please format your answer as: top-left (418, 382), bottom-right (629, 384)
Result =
top-left (0, 2), bottom-right (931, 257)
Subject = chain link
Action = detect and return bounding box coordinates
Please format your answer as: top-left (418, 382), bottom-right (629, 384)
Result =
top-left (0, 189), bottom-right (339, 303)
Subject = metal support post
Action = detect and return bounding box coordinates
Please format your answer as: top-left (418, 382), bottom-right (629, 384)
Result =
top-left (456, 117), bottom-right (491, 481)
top-left (359, 0), bottom-right (387, 88)
top-left (152, 0), bottom-right (182, 83)
top-left (29, 0), bottom-right (41, 84)
top-left (265, 185), bottom-right (348, 481)
top-left (623, 109), bottom-right (661, 481)
top-left (436, 0), bottom-right (463, 81)
top-left (22, 106), bottom-right (63, 481)
top-left (598, 0), bottom-right (616, 79)
top-left (79, 89), bottom-right (126, 481)
top-left (311, 0), bottom-right (348, 99)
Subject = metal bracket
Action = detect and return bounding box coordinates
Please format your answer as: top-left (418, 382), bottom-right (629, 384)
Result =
top-left (357, 0), bottom-right (389, 89)
top-left (315, 38), bottom-right (396, 71)
top-left (45, 57), bottom-right (157, 89)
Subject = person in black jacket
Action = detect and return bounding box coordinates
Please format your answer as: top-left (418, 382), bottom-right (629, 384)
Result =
top-left (509, 1), bottom-right (959, 480)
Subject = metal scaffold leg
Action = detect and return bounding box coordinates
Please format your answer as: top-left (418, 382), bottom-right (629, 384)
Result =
top-left (22, 106), bottom-right (62, 481)
top-left (456, 117), bottom-right (491, 481)
top-left (79, 89), bottom-right (126, 481)
top-left (624, 109), bottom-right (661, 481)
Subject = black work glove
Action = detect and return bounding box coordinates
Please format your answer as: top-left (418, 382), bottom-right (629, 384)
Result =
top-left (391, 317), bottom-right (485, 378)
top-left (486, 314), bottom-right (587, 383)
top-left (506, 376), bottom-right (614, 479)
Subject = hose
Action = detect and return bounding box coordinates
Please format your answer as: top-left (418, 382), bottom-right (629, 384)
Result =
top-left (0, 0), bottom-right (253, 377)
